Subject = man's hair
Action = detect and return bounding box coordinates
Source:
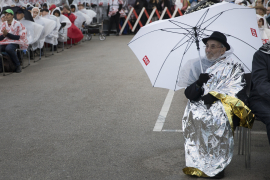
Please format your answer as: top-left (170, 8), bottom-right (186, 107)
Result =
top-left (63, 4), bottom-right (71, 11)
top-left (78, 4), bottom-right (84, 7)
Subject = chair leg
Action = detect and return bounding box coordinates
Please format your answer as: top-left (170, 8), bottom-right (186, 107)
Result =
top-left (1, 54), bottom-right (5, 76)
top-left (242, 127), bottom-right (245, 155)
top-left (238, 126), bottom-right (242, 155)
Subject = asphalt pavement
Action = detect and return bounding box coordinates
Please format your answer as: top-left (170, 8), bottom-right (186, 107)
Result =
top-left (0, 35), bottom-right (269, 180)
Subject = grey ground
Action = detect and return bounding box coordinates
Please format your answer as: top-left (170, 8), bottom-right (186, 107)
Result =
top-left (0, 35), bottom-right (269, 180)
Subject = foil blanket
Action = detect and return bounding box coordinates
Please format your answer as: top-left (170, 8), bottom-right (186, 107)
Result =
top-left (182, 58), bottom-right (248, 177)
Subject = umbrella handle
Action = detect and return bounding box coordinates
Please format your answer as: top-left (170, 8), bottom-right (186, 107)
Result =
top-left (197, 48), bottom-right (204, 73)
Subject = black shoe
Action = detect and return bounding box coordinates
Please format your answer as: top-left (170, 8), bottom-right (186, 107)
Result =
top-left (106, 33), bottom-right (110, 36)
top-left (15, 66), bottom-right (22, 73)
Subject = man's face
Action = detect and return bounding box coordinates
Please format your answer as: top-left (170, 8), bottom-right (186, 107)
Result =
top-left (42, 11), bottom-right (49, 16)
top-left (5, 13), bottom-right (13, 21)
top-left (256, 0), bottom-right (263, 5)
top-left (256, 9), bottom-right (264, 15)
top-left (78, 5), bottom-right (83, 10)
top-left (1, 15), bottom-right (6, 22)
top-left (71, 7), bottom-right (75, 12)
top-left (62, 7), bottom-right (68, 14)
top-left (258, 19), bottom-right (264, 27)
top-left (16, 13), bottom-right (24, 20)
top-left (54, 12), bottom-right (60, 17)
top-left (32, 9), bottom-right (39, 18)
top-left (205, 40), bottom-right (226, 61)
top-left (267, 7), bottom-right (270, 15)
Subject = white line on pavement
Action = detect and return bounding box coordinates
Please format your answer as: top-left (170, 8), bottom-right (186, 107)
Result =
top-left (160, 129), bottom-right (267, 135)
top-left (153, 90), bottom-right (175, 132)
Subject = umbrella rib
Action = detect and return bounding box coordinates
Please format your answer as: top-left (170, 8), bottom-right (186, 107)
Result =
top-left (172, 38), bottom-right (195, 51)
top-left (169, 20), bottom-right (194, 28)
top-left (128, 29), bottom-right (162, 44)
top-left (232, 53), bottom-right (251, 72)
top-left (195, 9), bottom-right (209, 28)
top-left (200, 8), bottom-right (253, 27)
top-left (200, 13), bottom-right (222, 31)
top-left (160, 29), bottom-right (191, 35)
top-left (203, 29), bottom-right (258, 50)
top-left (174, 40), bottom-right (194, 91)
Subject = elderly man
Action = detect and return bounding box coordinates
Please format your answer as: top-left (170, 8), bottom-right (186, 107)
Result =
top-left (0, 9), bottom-right (28, 73)
top-left (249, 43), bottom-right (270, 145)
top-left (180, 31), bottom-right (252, 178)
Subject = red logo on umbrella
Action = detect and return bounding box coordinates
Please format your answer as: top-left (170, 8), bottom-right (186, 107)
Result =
top-left (251, 28), bottom-right (257, 37)
top-left (143, 56), bottom-right (150, 66)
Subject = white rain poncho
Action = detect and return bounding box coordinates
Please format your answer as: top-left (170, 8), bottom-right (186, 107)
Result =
top-left (43, 14), bottom-right (60, 45)
top-left (20, 18), bottom-right (44, 45)
top-left (178, 48), bottom-right (234, 87)
top-left (52, 7), bottom-right (72, 42)
top-left (71, 4), bottom-right (92, 29)
top-left (0, 0), bottom-right (13, 7)
top-left (256, 14), bottom-right (270, 44)
top-left (32, 7), bottom-right (56, 49)
top-left (80, 8), bottom-right (96, 22)
top-left (0, 14), bottom-right (5, 28)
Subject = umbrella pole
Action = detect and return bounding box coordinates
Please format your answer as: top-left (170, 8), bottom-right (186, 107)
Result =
top-left (194, 27), bottom-right (204, 73)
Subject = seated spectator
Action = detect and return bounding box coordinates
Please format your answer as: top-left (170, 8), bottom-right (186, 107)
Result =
top-left (62, 5), bottom-right (83, 44)
top-left (0, 15), bottom-right (6, 27)
top-left (0, 9), bottom-right (28, 73)
top-left (257, 15), bottom-right (270, 44)
top-left (147, 0), bottom-right (158, 21)
top-left (249, 44), bottom-right (270, 145)
top-left (255, 5), bottom-right (266, 17)
top-left (42, 3), bottom-right (48, 10)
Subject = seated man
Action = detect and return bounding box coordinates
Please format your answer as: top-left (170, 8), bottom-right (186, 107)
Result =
top-left (0, 9), bottom-right (28, 73)
top-left (249, 43), bottom-right (270, 145)
top-left (180, 32), bottom-right (252, 178)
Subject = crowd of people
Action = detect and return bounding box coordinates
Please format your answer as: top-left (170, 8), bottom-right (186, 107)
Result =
top-left (0, 1), bottom-right (98, 73)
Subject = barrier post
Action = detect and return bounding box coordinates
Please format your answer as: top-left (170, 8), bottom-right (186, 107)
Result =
top-left (132, 7), bottom-right (145, 32)
top-left (145, 7), bottom-right (157, 25)
top-left (159, 7), bottom-right (167, 20)
top-left (166, 8), bottom-right (172, 18)
top-left (172, 6), bottom-right (178, 18)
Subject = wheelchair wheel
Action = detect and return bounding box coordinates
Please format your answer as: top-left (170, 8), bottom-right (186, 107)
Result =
top-left (99, 33), bottom-right (106, 41)
top-left (87, 34), bottom-right (92, 41)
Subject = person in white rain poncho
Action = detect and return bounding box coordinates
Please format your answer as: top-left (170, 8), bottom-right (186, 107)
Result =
top-left (77, 3), bottom-right (96, 21)
top-left (11, 0), bottom-right (26, 7)
top-left (52, 7), bottom-right (72, 43)
top-left (70, 4), bottom-right (92, 30)
top-left (0, 0), bottom-right (13, 7)
top-left (0, 14), bottom-right (6, 27)
top-left (16, 8), bottom-right (43, 47)
top-left (42, 9), bottom-right (60, 49)
top-left (257, 14), bottom-right (270, 44)
top-left (31, 7), bottom-right (56, 52)
top-left (179, 31), bottom-right (254, 178)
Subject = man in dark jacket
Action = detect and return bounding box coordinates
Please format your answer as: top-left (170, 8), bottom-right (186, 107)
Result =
top-left (249, 44), bottom-right (270, 144)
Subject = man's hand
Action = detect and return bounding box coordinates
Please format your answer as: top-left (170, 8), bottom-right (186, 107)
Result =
top-left (1, 28), bottom-right (8, 36)
top-left (196, 73), bottom-right (210, 87)
top-left (201, 93), bottom-right (218, 107)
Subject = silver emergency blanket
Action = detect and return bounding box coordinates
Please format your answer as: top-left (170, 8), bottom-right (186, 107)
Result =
top-left (182, 57), bottom-right (245, 177)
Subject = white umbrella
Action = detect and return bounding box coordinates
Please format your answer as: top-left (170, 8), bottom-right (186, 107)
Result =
top-left (128, 2), bottom-right (262, 91)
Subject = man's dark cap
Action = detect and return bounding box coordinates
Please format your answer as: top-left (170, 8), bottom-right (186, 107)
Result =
top-left (202, 31), bottom-right (230, 51)
top-left (16, 8), bottom-right (24, 14)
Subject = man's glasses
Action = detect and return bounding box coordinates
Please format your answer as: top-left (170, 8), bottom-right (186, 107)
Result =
top-left (204, 45), bottom-right (223, 50)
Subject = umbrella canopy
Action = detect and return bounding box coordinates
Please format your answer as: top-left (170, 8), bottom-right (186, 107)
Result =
top-left (128, 2), bottom-right (262, 91)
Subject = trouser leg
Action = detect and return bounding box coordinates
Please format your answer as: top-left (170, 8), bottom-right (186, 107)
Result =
top-left (5, 44), bottom-right (20, 67)
top-left (107, 16), bottom-right (115, 34)
top-left (114, 13), bottom-right (120, 33)
top-left (250, 99), bottom-right (270, 145)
